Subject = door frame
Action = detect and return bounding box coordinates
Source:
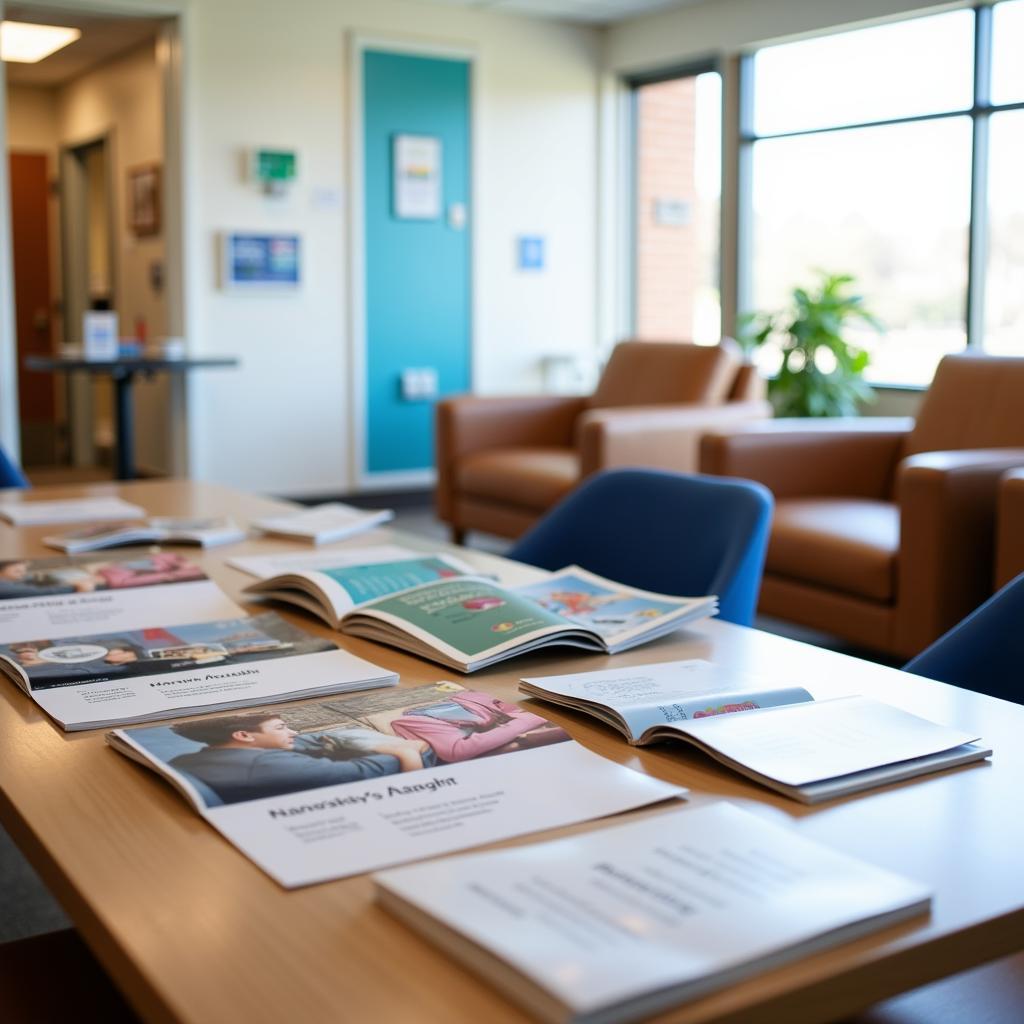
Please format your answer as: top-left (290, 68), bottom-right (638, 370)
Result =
top-left (347, 31), bottom-right (479, 492)
top-left (60, 131), bottom-right (118, 467)
top-left (0, 0), bottom-right (189, 472)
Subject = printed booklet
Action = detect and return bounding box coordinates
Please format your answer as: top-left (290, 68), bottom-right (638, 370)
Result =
top-left (44, 516), bottom-right (245, 553)
top-left (0, 553), bottom-right (396, 730)
top-left (374, 802), bottom-right (932, 1024)
top-left (251, 502), bottom-right (394, 545)
top-left (0, 496), bottom-right (146, 526)
top-left (106, 682), bottom-right (684, 888)
top-left (241, 550), bottom-right (479, 628)
top-left (519, 659), bottom-right (991, 803)
top-left (338, 569), bottom-right (717, 672)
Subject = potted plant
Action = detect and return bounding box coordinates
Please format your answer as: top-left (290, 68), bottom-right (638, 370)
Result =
top-left (737, 272), bottom-right (882, 417)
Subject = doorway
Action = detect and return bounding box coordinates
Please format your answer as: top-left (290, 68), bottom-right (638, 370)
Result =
top-left (1, 3), bottom-right (180, 480)
top-left (354, 43), bottom-right (473, 488)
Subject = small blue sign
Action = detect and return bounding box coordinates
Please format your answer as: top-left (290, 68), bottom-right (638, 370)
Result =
top-left (222, 232), bottom-right (301, 289)
top-left (517, 235), bottom-right (545, 271)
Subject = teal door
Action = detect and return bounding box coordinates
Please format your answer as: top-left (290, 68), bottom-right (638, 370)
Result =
top-left (363, 50), bottom-right (471, 475)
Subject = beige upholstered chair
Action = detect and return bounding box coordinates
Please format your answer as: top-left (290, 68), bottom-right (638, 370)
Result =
top-left (701, 353), bottom-right (1024, 659)
top-left (435, 339), bottom-right (770, 542)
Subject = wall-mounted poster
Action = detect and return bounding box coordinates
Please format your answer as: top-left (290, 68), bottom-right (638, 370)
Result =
top-left (220, 232), bottom-right (301, 290)
top-left (393, 134), bottom-right (441, 220)
top-left (128, 163), bottom-right (161, 236)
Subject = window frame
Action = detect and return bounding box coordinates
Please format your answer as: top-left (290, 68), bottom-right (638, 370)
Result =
top-left (736, 3), bottom-right (1024, 386)
top-left (625, 58), bottom-right (722, 340)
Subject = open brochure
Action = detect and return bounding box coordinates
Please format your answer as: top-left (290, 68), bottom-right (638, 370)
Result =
top-left (241, 551), bottom-right (479, 628)
top-left (374, 802), bottom-right (932, 1024)
top-left (106, 682), bottom-right (684, 888)
top-left (0, 553), bottom-right (396, 730)
top-left (340, 568), bottom-right (717, 672)
top-left (44, 516), bottom-right (245, 553)
top-left (0, 496), bottom-right (146, 526)
top-left (519, 660), bottom-right (990, 803)
top-left (251, 502), bottom-right (394, 544)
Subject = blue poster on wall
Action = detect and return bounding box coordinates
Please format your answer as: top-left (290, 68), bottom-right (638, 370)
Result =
top-left (221, 232), bottom-right (301, 290)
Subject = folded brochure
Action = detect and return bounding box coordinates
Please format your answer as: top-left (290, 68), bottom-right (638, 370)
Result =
top-left (106, 682), bottom-right (684, 887)
top-left (44, 516), bottom-right (245, 553)
top-left (519, 659), bottom-right (990, 803)
top-left (375, 801), bottom-right (931, 1024)
top-left (0, 552), bottom-right (395, 729)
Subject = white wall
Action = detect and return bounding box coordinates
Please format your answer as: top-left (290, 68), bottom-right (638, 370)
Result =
top-left (175, 0), bottom-right (601, 496)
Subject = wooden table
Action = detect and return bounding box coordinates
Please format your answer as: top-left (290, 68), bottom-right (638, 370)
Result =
top-left (0, 480), bottom-right (1022, 1024)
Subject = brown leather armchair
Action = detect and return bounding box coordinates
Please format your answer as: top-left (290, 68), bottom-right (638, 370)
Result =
top-left (995, 468), bottom-right (1024, 588)
top-left (700, 353), bottom-right (1024, 659)
top-left (436, 339), bottom-right (770, 542)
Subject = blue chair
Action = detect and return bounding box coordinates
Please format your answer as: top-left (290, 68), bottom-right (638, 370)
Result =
top-left (506, 468), bottom-right (773, 626)
top-left (0, 446), bottom-right (28, 489)
top-left (903, 572), bottom-right (1024, 703)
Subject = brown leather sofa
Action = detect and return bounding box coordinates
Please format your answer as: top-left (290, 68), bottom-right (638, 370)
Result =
top-left (436, 339), bottom-right (770, 542)
top-left (700, 353), bottom-right (1024, 659)
top-left (995, 467), bottom-right (1024, 588)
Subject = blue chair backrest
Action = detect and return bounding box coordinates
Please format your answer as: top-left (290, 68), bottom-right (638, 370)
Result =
top-left (0, 446), bottom-right (28, 489)
top-left (507, 469), bottom-right (773, 626)
top-left (903, 572), bottom-right (1024, 704)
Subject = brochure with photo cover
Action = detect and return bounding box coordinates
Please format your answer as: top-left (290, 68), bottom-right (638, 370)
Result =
top-left (0, 552), bottom-right (244, 646)
top-left (242, 551), bottom-right (479, 628)
top-left (0, 611), bottom-right (398, 731)
top-left (44, 516), bottom-right (246, 553)
top-left (339, 568), bottom-right (717, 672)
top-left (251, 502), bottom-right (394, 545)
top-left (0, 553), bottom-right (395, 730)
top-left (107, 682), bottom-right (684, 888)
top-left (374, 802), bottom-right (932, 1024)
top-left (519, 660), bottom-right (990, 804)
top-left (0, 496), bottom-right (146, 526)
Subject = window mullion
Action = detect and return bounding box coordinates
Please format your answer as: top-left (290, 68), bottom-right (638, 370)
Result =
top-left (967, 3), bottom-right (994, 350)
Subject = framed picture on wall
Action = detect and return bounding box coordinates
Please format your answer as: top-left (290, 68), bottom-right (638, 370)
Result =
top-left (128, 163), bottom-right (161, 237)
top-left (393, 134), bottom-right (442, 220)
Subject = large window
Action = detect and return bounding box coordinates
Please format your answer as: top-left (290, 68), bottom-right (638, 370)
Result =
top-left (632, 69), bottom-right (721, 344)
top-left (745, 3), bottom-right (1024, 385)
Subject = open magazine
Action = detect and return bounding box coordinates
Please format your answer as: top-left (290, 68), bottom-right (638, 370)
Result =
top-left (375, 802), bottom-right (931, 1024)
top-left (251, 502), bottom-right (394, 544)
top-left (106, 682), bottom-right (684, 888)
top-left (240, 551), bottom-right (478, 628)
top-left (44, 516), bottom-right (245, 553)
top-left (338, 569), bottom-right (717, 672)
top-left (519, 660), bottom-right (990, 803)
top-left (0, 553), bottom-right (396, 730)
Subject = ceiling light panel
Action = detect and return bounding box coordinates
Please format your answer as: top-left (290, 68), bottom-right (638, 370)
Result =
top-left (1, 21), bottom-right (81, 63)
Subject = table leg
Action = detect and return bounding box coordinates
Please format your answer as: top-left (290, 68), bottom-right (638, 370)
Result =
top-left (113, 372), bottom-right (135, 481)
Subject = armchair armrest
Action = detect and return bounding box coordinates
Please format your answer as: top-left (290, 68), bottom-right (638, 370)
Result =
top-left (700, 418), bottom-right (913, 499)
top-left (996, 468), bottom-right (1024, 588)
top-left (576, 401), bottom-right (771, 478)
top-left (435, 395), bottom-right (587, 520)
top-left (897, 448), bottom-right (1024, 656)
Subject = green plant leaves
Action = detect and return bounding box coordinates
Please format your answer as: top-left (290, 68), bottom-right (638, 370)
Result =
top-left (739, 271), bottom-right (882, 417)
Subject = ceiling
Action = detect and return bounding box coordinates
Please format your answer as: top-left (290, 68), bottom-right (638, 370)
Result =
top-left (3, 4), bottom-right (163, 88)
top-left (413, 0), bottom-right (706, 25)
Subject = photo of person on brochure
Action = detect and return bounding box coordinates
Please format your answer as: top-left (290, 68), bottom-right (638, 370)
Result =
top-left (124, 683), bottom-right (572, 808)
top-left (0, 614), bottom-right (335, 690)
top-left (0, 552), bottom-right (206, 600)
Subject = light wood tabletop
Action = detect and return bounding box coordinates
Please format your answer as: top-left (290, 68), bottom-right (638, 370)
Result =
top-left (0, 480), bottom-right (1021, 1024)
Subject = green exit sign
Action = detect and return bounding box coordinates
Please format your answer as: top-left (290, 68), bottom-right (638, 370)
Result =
top-left (254, 149), bottom-right (297, 183)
